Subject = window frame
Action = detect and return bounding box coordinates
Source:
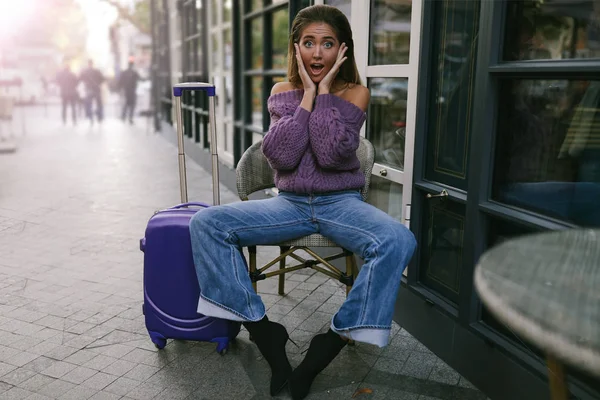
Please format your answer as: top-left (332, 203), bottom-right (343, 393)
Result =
top-left (152, 0), bottom-right (173, 126)
top-left (208, 0), bottom-right (236, 166)
top-left (462, 0), bottom-right (599, 394)
top-left (354, 0), bottom-right (423, 227)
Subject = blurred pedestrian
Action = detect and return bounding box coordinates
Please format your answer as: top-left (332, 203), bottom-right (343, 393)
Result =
top-left (79, 59), bottom-right (105, 124)
top-left (55, 61), bottom-right (78, 125)
top-left (118, 60), bottom-right (140, 124)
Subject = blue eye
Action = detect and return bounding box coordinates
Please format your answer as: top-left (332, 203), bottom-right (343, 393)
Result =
top-left (324, 42), bottom-right (333, 49)
top-left (304, 41), bottom-right (313, 48)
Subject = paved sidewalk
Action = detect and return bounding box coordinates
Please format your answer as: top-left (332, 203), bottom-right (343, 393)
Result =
top-left (0, 108), bottom-right (486, 400)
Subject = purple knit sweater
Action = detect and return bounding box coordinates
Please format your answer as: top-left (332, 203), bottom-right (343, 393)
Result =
top-left (262, 89), bottom-right (366, 194)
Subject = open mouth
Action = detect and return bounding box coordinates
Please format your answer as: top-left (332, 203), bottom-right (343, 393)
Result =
top-left (309, 63), bottom-right (325, 76)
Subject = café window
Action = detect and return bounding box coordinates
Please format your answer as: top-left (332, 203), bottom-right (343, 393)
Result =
top-left (369, 0), bottom-right (412, 65)
top-left (504, 0), bottom-right (600, 61)
top-left (242, 1), bottom-right (289, 135)
top-left (492, 79), bottom-right (600, 228)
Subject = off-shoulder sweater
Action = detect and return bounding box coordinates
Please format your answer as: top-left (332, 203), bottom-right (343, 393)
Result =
top-left (262, 89), bottom-right (366, 194)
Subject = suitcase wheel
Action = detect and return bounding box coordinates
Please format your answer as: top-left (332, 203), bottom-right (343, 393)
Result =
top-left (213, 337), bottom-right (230, 355)
top-left (149, 331), bottom-right (167, 350)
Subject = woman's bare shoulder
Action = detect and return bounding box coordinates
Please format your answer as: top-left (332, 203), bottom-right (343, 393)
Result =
top-left (340, 84), bottom-right (370, 112)
top-left (270, 81), bottom-right (298, 96)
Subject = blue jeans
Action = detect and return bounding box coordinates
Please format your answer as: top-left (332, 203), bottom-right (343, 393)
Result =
top-left (85, 92), bottom-right (103, 122)
top-left (189, 190), bottom-right (417, 347)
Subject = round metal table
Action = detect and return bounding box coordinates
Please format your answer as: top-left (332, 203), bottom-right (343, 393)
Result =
top-left (474, 229), bottom-right (600, 399)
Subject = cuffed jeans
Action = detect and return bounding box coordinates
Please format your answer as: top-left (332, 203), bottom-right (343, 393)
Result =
top-left (189, 190), bottom-right (417, 347)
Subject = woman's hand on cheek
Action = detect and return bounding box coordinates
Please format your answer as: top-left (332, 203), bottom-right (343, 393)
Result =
top-left (318, 43), bottom-right (348, 95)
top-left (295, 43), bottom-right (316, 94)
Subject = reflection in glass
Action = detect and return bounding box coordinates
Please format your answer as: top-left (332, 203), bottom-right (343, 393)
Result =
top-left (196, 38), bottom-right (203, 73)
top-left (212, 0), bottom-right (218, 24)
top-left (251, 0), bottom-right (262, 12)
top-left (368, 77), bottom-right (408, 171)
top-left (223, 29), bottom-right (232, 70)
top-left (223, 0), bottom-right (232, 23)
top-left (196, 1), bottom-right (203, 31)
top-left (504, 0), bottom-right (600, 61)
top-left (493, 79), bottom-right (600, 227)
top-left (251, 18), bottom-right (263, 69)
top-left (224, 75), bottom-right (233, 117)
top-left (212, 34), bottom-right (219, 69)
top-left (369, 0), bottom-right (412, 65)
top-left (487, 217), bottom-right (536, 248)
top-left (425, 0), bottom-right (480, 190)
top-left (252, 77), bottom-right (263, 127)
top-left (187, 42), bottom-right (196, 72)
top-left (420, 200), bottom-right (465, 302)
top-left (324, 0), bottom-right (351, 20)
top-left (272, 9), bottom-right (289, 70)
top-left (367, 176), bottom-right (403, 222)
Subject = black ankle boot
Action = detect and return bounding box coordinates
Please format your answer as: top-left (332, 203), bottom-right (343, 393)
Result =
top-left (289, 329), bottom-right (347, 400)
top-left (243, 317), bottom-right (292, 396)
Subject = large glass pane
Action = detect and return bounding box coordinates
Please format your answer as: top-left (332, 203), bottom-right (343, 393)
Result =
top-left (272, 9), bottom-right (289, 70)
top-left (212, 0), bottom-right (218, 24)
top-left (251, 77), bottom-right (263, 127)
top-left (420, 200), bottom-right (465, 303)
top-left (224, 74), bottom-right (233, 117)
top-left (504, 0), bottom-right (600, 61)
top-left (492, 79), bottom-right (600, 227)
top-left (369, 0), bottom-right (412, 65)
top-left (367, 77), bottom-right (408, 171)
top-left (223, 28), bottom-right (233, 70)
top-left (324, 0), bottom-right (351, 20)
top-left (367, 176), bottom-right (403, 222)
top-left (250, 0), bottom-right (263, 12)
top-left (186, 5), bottom-right (195, 36)
top-left (212, 33), bottom-right (219, 69)
top-left (196, 38), bottom-right (203, 74)
top-left (251, 17), bottom-right (263, 69)
top-left (223, 0), bottom-right (232, 23)
top-left (196, 0), bottom-right (203, 31)
top-left (424, 0), bottom-right (480, 190)
top-left (188, 41), bottom-right (196, 72)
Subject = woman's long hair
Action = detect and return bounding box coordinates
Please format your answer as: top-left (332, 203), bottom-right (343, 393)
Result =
top-left (287, 5), bottom-right (362, 89)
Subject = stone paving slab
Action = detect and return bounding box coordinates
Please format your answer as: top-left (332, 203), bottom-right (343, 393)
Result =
top-left (0, 107), bottom-right (486, 400)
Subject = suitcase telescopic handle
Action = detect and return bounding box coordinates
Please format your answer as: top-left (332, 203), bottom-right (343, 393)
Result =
top-left (173, 83), bottom-right (216, 97)
top-left (171, 202), bottom-right (210, 209)
top-left (172, 83), bottom-right (220, 206)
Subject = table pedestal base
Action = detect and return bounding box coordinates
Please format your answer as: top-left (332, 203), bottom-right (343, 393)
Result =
top-left (547, 355), bottom-right (569, 400)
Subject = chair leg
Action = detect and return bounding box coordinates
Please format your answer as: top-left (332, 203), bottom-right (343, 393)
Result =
top-left (278, 246), bottom-right (289, 295)
top-left (547, 355), bottom-right (569, 400)
top-left (344, 251), bottom-right (355, 297)
top-left (249, 246), bottom-right (258, 293)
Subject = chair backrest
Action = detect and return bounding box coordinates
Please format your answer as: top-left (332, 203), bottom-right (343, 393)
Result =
top-left (236, 136), bottom-right (375, 201)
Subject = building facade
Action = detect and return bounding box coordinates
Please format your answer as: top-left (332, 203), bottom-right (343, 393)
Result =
top-left (150, 1), bottom-right (600, 399)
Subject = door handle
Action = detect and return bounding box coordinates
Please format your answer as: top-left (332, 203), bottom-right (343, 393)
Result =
top-left (426, 189), bottom-right (449, 199)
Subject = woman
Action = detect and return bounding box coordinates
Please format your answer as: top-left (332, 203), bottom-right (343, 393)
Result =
top-left (189, 5), bottom-right (417, 399)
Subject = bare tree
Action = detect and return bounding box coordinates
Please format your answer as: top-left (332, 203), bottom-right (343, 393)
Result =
top-left (98, 0), bottom-right (150, 35)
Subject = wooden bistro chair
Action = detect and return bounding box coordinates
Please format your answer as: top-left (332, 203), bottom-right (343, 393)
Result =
top-left (235, 137), bottom-right (375, 304)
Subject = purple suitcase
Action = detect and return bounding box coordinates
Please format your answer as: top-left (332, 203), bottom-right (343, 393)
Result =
top-left (140, 83), bottom-right (240, 353)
